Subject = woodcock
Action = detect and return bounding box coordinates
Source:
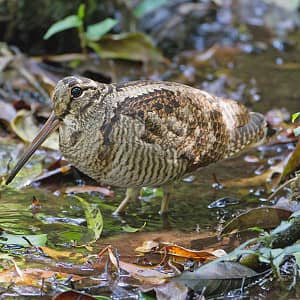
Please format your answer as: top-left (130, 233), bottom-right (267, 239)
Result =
top-left (6, 76), bottom-right (267, 214)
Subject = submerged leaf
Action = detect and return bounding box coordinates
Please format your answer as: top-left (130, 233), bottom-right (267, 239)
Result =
top-left (122, 222), bottom-right (146, 233)
top-left (75, 196), bottom-right (103, 242)
top-left (0, 232), bottom-right (47, 247)
top-left (43, 15), bottom-right (82, 39)
top-left (39, 246), bottom-right (85, 261)
top-left (89, 32), bottom-right (165, 62)
top-left (86, 18), bottom-right (118, 41)
top-left (65, 185), bottom-right (114, 197)
top-left (11, 110), bottom-right (59, 150)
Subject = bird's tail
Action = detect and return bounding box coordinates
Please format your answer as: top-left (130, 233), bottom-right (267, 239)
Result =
top-left (227, 112), bottom-right (267, 156)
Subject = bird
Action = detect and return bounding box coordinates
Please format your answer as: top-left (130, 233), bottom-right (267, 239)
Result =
top-left (6, 76), bottom-right (267, 214)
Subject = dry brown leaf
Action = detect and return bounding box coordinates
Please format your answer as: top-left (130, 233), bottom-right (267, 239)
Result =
top-left (0, 268), bottom-right (82, 286)
top-left (53, 290), bottom-right (97, 300)
top-left (108, 248), bottom-right (170, 285)
top-left (159, 244), bottom-right (218, 263)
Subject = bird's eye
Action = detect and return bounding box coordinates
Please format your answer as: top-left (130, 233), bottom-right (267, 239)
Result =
top-left (71, 86), bottom-right (83, 98)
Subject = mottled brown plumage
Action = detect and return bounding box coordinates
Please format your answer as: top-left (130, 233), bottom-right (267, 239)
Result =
top-left (6, 76), bottom-right (267, 213)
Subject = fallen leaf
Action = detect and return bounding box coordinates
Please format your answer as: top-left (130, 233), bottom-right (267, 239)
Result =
top-left (221, 207), bottom-right (292, 234)
top-left (0, 268), bottom-right (82, 285)
top-left (39, 246), bottom-right (85, 261)
top-left (223, 159), bottom-right (286, 188)
top-left (151, 281), bottom-right (188, 300)
top-left (108, 248), bottom-right (170, 285)
top-left (122, 222), bottom-right (146, 233)
top-left (75, 195), bottom-right (103, 242)
top-left (11, 110), bottom-right (59, 150)
top-left (160, 245), bottom-right (217, 263)
top-left (65, 185), bottom-right (114, 197)
top-left (53, 290), bottom-right (98, 300)
top-left (0, 232), bottom-right (47, 247)
top-left (173, 261), bottom-right (260, 296)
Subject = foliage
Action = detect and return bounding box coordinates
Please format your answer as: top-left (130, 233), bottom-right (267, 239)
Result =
top-left (43, 3), bottom-right (163, 62)
top-left (292, 112), bottom-right (300, 136)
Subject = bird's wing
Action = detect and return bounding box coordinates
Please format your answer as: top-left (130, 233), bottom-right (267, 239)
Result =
top-left (113, 81), bottom-right (230, 168)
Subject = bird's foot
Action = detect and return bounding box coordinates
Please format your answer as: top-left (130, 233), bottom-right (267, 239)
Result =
top-left (113, 187), bottom-right (140, 215)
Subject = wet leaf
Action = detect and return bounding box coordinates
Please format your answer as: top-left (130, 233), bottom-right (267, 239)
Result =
top-left (222, 207), bottom-right (292, 234)
top-left (0, 268), bottom-right (82, 285)
top-left (123, 222), bottom-right (146, 233)
top-left (75, 196), bottom-right (103, 242)
top-left (39, 246), bottom-right (85, 261)
top-left (11, 110), bottom-right (59, 150)
top-left (86, 18), bottom-right (118, 41)
top-left (280, 142), bottom-right (300, 181)
top-left (65, 185), bottom-right (114, 197)
top-left (54, 290), bottom-right (98, 300)
top-left (8, 159), bottom-right (43, 188)
top-left (88, 32), bottom-right (165, 62)
top-left (108, 248), bottom-right (170, 284)
top-left (43, 15), bottom-right (82, 40)
top-left (0, 232), bottom-right (47, 246)
top-left (160, 245), bottom-right (218, 262)
top-left (224, 159), bottom-right (286, 188)
top-left (173, 261), bottom-right (258, 295)
top-left (133, 0), bottom-right (169, 18)
top-left (152, 281), bottom-right (188, 300)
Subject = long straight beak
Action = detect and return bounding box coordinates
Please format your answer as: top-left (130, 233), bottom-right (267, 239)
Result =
top-left (6, 111), bottom-right (60, 184)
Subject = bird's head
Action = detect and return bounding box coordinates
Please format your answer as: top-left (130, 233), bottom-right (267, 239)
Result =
top-left (5, 76), bottom-right (108, 184)
top-left (52, 76), bottom-right (109, 119)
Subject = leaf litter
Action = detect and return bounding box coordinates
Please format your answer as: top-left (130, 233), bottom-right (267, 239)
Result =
top-left (0, 2), bottom-right (300, 298)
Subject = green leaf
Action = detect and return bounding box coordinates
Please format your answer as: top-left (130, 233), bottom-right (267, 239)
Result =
top-left (43, 15), bottom-right (82, 40)
top-left (292, 112), bottom-right (300, 123)
top-left (122, 222), bottom-right (146, 233)
top-left (77, 3), bottom-right (85, 20)
top-left (75, 196), bottom-right (103, 242)
top-left (0, 232), bottom-right (47, 247)
top-left (86, 18), bottom-right (118, 41)
top-left (88, 32), bottom-right (165, 62)
top-left (134, 0), bottom-right (169, 18)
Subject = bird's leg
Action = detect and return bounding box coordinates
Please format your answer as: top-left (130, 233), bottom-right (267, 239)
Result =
top-left (113, 187), bottom-right (140, 215)
top-left (160, 184), bottom-right (173, 215)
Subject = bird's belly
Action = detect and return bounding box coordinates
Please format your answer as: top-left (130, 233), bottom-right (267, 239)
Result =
top-left (59, 122), bottom-right (187, 187)
top-left (64, 140), bottom-right (187, 187)
top-left (101, 143), bottom-right (187, 187)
